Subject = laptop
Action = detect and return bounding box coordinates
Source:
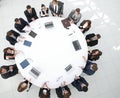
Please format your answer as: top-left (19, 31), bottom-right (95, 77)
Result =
top-left (20, 59), bottom-right (30, 69)
top-left (29, 31), bottom-right (37, 38)
top-left (23, 40), bottom-right (32, 47)
top-left (44, 21), bottom-right (54, 29)
top-left (29, 67), bottom-right (40, 79)
top-left (61, 18), bottom-right (71, 28)
top-left (65, 64), bottom-right (73, 72)
top-left (72, 40), bottom-right (81, 51)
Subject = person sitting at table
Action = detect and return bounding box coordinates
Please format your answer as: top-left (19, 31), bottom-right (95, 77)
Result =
top-left (39, 82), bottom-right (51, 98)
top-left (71, 75), bottom-right (89, 92)
top-left (68, 8), bottom-right (81, 24)
top-left (85, 33), bottom-right (101, 47)
top-left (14, 18), bottom-right (29, 33)
top-left (78, 20), bottom-right (91, 33)
top-left (56, 81), bottom-right (71, 98)
top-left (88, 49), bottom-right (102, 61)
top-left (3, 47), bottom-right (18, 60)
top-left (83, 60), bottom-right (98, 75)
top-left (17, 78), bottom-right (32, 92)
top-left (0, 64), bottom-right (18, 79)
top-left (40, 4), bottom-right (49, 17)
top-left (24, 5), bottom-right (38, 23)
top-left (49, 0), bottom-right (64, 17)
top-left (6, 30), bottom-right (24, 45)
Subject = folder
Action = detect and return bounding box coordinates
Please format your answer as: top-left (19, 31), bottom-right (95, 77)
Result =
top-left (23, 40), bottom-right (32, 47)
top-left (20, 59), bottom-right (30, 69)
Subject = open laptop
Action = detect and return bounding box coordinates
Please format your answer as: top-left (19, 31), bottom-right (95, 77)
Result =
top-left (23, 40), bottom-right (32, 47)
top-left (29, 31), bottom-right (37, 38)
top-left (72, 40), bottom-right (81, 51)
top-left (44, 21), bottom-right (54, 29)
top-left (29, 67), bottom-right (40, 79)
top-left (65, 64), bottom-right (73, 72)
top-left (20, 59), bottom-right (30, 69)
top-left (61, 18), bottom-right (71, 28)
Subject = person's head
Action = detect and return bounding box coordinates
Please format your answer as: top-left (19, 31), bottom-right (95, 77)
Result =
top-left (90, 63), bottom-right (98, 71)
top-left (15, 18), bottom-right (21, 24)
top-left (75, 8), bottom-right (80, 15)
top-left (94, 49), bottom-right (102, 56)
top-left (26, 5), bottom-right (32, 12)
top-left (81, 83), bottom-right (88, 92)
top-left (63, 90), bottom-right (71, 98)
top-left (0, 68), bottom-right (7, 74)
top-left (7, 31), bottom-right (14, 37)
top-left (86, 20), bottom-right (91, 27)
top-left (96, 34), bottom-right (101, 39)
top-left (52, 0), bottom-right (57, 4)
top-left (17, 82), bottom-right (28, 92)
top-left (41, 4), bottom-right (46, 9)
top-left (3, 48), bottom-right (12, 54)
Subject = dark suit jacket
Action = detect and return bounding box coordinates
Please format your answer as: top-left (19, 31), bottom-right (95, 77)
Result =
top-left (24, 8), bottom-right (38, 22)
top-left (85, 33), bottom-right (98, 46)
top-left (14, 18), bottom-right (29, 32)
top-left (83, 60), bottom-right (95, 75)
top-left (72, 76), bottom-right (88, 91)
top-left (0, 64), bottom-right (18, 79)
top-left (49, 1), bottom-right (64, 16)
top-left (56, 86), bottom-right (71, 98)
top-left (40, 8), bottom-right (49, 17)
top-left (6, 30), bottom-right (20, 45)
top-left (79, 20), bottom-right (91, 33)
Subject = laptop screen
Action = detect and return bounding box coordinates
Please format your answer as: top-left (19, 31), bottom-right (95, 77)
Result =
top-left (65, 64), bottom-right (72, 72)
top-left (29, 67), bottom-right (40, 79)
top-left (72, 40), bottom-right (81, 51)
top-left (29, 31), bottom-right (37, 38)
top-left (44, 21), bottom-right (54, 29)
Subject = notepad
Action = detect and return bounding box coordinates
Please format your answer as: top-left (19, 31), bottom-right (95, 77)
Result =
top-left (23, 40), bottom-right (32, 47)
top-left (72, 40), bottom-right (81, 51)
top-left (65, 64), bottom-right (72, 72)
top-left (20, 59), bottom-right (30, 69)
top-left (29, 31), bottom-right (37, 38)
top-left (29, 67), bottom-right (40, 79)
top-left (44, 21), bottom-right (54, 29)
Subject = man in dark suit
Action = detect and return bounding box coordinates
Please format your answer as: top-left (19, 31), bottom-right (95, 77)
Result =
top-left (49, 0), bottom-right (64, 17)
top-left (14, 18), bottom-right (29, 33)
top-left (83, 61), bottom-right (98, 75)
top-left (72, 76), bottom-right (89, 92)
top-left (6, 30), bottom-right (20, 45)
top-left (24, 5), bottom-right (38, 23)
top-left (85, 33), bottom-right (101, 47)
top-left (0, 64), bottom-right (18, 79)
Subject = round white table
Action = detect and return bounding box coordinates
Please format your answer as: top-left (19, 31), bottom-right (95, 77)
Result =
top-left (15, 17), bottom-right (88, 89)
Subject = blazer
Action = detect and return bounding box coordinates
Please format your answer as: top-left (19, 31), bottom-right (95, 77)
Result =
top-left (79, 20), bottom-right (91, 33)
top-left (49, 1), bottom-right (64, 16)
top-left (40, 8), bottom-right (49, 17)
top-left (68, 10), bottom-right (81, 24)
top-left (72, 76), bottom-right (89, 91)
top-left (14, 18), bottom-right (29, 32)
top-left (85, 33), bottom-right (98, 46)
top-left (56, 86), bottom-right (71, 98)
top-left (0, 64), bottom-right (18, 79)
top-left (83, 60), bottom-right (95, 75)
top-left (24, 8), bottom-right (38, 22)
top-left (6, 30), bottom-right (20, 45)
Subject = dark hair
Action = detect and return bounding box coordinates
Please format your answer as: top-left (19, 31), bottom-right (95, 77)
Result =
top-left (41, 4), bottom-right (45, 7)
top-left (82, 86), bottom-right (88, 92)
top-left (63, 92), bottom-right (71, 98)
top-left (86, 20), bottom-right (91, 25)
top-left (26, 5), bottom-right (31, 9)
top-left (0, 68), bottom-right (2, 74)
top-left (91, 63), bottom-right (98, 71)
top-left (14, 18), bottom-right (19, 22)
top-left (96, 34), bottom-right (101, 39)
top-left (17, 82), bottom-right (28, 92)
top-left (75, 8), bottom-right (80, 13)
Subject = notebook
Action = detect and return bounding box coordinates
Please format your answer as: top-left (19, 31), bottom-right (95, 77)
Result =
top-left (23, 40), bottom-right (32, 47)
top-left (65, 64), bottom-right (72, 72)
top-left (20, 59), bottom-right (30, 69)
top-left (29, 31), bottom-right (37, 38)
top-left (61, 18), bottom-right (71, 28)
top-left (72, 40), bottom-right (81, 51)
top-left (29, 67), bottom-right (40, 79)
top-left (44, 21), bottom-right (54, 29)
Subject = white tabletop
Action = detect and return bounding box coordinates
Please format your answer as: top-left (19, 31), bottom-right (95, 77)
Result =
top-left (15, 17), bottom-right (88, 88)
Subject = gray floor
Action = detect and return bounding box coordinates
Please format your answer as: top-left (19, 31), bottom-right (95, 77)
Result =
top-left (0, 0), bottom-right (120, 98)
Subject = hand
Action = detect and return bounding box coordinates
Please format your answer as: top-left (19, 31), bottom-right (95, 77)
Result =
top-left (74, 74), bottom-right (79, 80)
top-left (82, 56), bottom-right (86, 62)
top-left (9, 66), bottom-right (13, 71)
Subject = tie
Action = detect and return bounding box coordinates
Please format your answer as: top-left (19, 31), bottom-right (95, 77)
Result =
top-left (55, 6), bottom-right (57, 13)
